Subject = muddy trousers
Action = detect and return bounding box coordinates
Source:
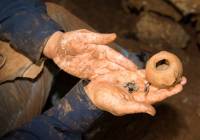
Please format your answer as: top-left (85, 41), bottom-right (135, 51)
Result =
top-left (0, 3), bottom-right (92, 136)
top-left (0, 2), bottom-right (142, 136)
top-left (0, 2), bottom-right (106, 136)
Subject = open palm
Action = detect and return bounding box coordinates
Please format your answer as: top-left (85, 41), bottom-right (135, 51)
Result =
top-left (44, 29), bottom-right (137, 79)
top-left (84, 70), bottom-right (186, 116)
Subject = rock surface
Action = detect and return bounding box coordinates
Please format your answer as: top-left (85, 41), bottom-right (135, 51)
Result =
top-left (122, 0), bottom-right (182, 21)
top-left (135, 12), bottom-right (190, 49)
top-left (169, 0), bottom-right (200, 15)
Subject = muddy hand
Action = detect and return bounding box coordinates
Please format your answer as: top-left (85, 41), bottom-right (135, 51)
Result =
top-left (133, 70), bottom-right (187, 104)
top-left (84, 70), bottom-right (155, 116)
top-left (84, 70), bottom-right (186, 116)
top-left (43, 29), bottom-right (137, 79)
top-left (131, 70), bottom-right (187, 104)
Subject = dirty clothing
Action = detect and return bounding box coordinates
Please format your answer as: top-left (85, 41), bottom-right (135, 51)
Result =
top-left (0, 0), bottom-right (63, 84)
top-left (3, 81), bottom-right (102, 140)
top-left (0, 1), bottom-right (103, 139)
top-left (0, 0), bottom-right (62, 62)
top-left (0, 1), bottom-right (64, 136)
top-left (0, 1), bottom-right (144, 139)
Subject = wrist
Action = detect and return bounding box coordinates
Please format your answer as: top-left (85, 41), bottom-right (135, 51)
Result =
top-left (83, 81), bottom-right (100, 109)
top-left (43, 31), bottom-right (63, 59)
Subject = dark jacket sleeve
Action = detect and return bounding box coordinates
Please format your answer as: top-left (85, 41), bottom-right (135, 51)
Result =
top-left (3, 81), bottom-right (103, 140)
top-left (0, 0), bottom-right (62, 62)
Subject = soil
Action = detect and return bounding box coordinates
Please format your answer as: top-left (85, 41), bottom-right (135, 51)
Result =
top-left (46, 0), bottom-right (200, 139)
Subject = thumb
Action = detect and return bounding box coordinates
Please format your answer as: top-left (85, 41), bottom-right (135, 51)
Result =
top-left (78, 31), bottom-right (117, 45)
top-left (116, 101), bottom-right (156, 116)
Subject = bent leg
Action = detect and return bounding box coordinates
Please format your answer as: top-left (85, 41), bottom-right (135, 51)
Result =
top-left (0, 64), bottom-right (53, 136)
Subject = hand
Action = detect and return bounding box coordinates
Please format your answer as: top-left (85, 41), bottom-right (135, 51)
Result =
top-left (43, 29), bottom-right (137, 79)
top-left (84, 70), bottom-right (186, 116)
top-left (133, 79), bottom-right (187, 104)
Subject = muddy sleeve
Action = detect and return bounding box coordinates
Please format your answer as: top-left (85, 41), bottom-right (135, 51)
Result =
top-left (2, 81), bottom-right (102, 140)
top-left (0, 0), bottom-right (62, 62)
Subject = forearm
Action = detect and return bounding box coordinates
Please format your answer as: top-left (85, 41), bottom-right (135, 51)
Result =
top-left (45, 80), bottom-right (102, 132)
top-left (0, 0), bottom-right (62, 62)
top-left (2, 81), bottom-right (102, 139)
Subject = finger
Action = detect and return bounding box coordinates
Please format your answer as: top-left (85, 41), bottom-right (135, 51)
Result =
top-left (180, 76), bottom-right (187, 85)
top-left (90, 60), bottom-right (128, 79)
top-left (76, 29), bottom-right (91, 33)
top-left (167, 84), bottom-right (183, 94)
top-left (92, 70), bottom-right (138, 84)
top-left (137, 69), bottom-right (146, 78)
top-left (116, 101), bottom-right (156, 116)
top-left (86, 44), bottom-right (137, 71)
top-left (98, 45), bottom-right (137, 71)
top-left (78, 32), bottom-right (117, 45)
top-left (148, 84), bottom-right (183, 104)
